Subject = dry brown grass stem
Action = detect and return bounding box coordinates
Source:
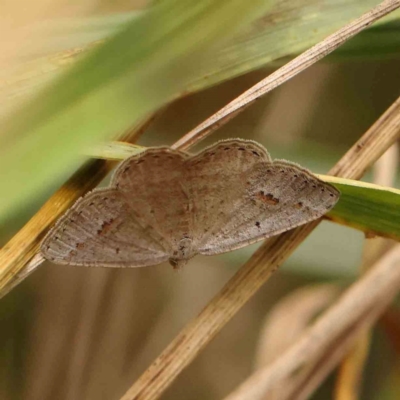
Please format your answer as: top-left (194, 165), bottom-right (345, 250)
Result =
top-left (334, 144), bottom-right (399, 400)
top-left (0, 116), bottom-right (155, 297)
top-left (334, 336), bottom-right (370, 400)
top-left (224, 245), bottom-right (400, 400)
top-left (119, 94), bottom-right (400, 400)
top-left (254, 285), bottom-right (341, 371)
top-left (0, 160), bottom-right (111, 295)
top-left (372, 143), bottom-right (399, 188)
top-left (173, 0), bottom-right (400, 151)
top-left (251, 284), bottom-right (342, 400)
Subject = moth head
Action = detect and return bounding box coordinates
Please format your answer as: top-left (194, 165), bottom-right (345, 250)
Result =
top-left (169, 258), bottom-right (190, 270)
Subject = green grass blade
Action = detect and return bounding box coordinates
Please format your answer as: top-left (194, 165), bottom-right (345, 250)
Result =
top-left (330, 21), bottom-right (400, 60)
top-left (319, 175), bottom-right (400, 240)
top-left (0, 0), bottom-right (270, 219)
top-left (3, 2), bottom-right (399, 106)
top-left (87, 142), bottom-right (145, 160)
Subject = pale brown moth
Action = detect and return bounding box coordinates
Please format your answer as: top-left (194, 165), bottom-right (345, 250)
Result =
top-left (41, 139), bottom-right (340, 269)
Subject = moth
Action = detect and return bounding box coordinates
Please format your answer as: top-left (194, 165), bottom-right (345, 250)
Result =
top-left (41, 139), bottom-right (340, 269)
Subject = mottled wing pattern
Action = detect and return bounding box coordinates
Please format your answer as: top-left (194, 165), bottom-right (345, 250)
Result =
top-left (41, 189), bottom-right (169, 267)
top-left (111, 147), bottom-right (191, 253)
top-left (198, 160), bottom-right (340, 255)
top-left (185, 140), bottom-right (271, 249)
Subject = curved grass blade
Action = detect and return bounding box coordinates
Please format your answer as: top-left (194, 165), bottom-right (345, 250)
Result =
top-left (87, 141), bottom-right (145, 160)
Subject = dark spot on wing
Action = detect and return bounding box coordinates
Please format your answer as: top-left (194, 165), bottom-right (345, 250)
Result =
top-left (256, 191), bottom-right (279, 205)
top-left (97, 218), bottom-right (115, 236)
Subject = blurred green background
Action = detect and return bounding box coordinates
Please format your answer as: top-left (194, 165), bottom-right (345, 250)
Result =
top-left (0, 1), bottom-right (399, 399)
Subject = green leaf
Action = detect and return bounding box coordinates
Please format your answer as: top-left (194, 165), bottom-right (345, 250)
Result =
top-left (319, 175), bottom-right (400, 241)
top-left (3, 2), bottom-right (399, 107)
top-left (0, 0), bottom-right (271, 219)
top-left (87, 141), bottom-right (145, 160)
top-left (330, 20), bottom-right (400, 60)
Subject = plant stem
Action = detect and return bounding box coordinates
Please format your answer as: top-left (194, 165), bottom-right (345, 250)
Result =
top-left (173, 0), bottom-right (400, 151)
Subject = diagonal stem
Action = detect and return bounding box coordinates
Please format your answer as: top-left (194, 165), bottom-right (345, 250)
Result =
top-left (173, 0), bottom-right (400, 151)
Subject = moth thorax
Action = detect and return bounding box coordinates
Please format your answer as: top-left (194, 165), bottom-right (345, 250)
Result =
top-left (169, 237), bottom-right (195, 270)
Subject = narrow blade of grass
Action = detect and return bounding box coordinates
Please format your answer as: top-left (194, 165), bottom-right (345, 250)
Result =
top-left (320, 176), bottom-right (400, 240)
